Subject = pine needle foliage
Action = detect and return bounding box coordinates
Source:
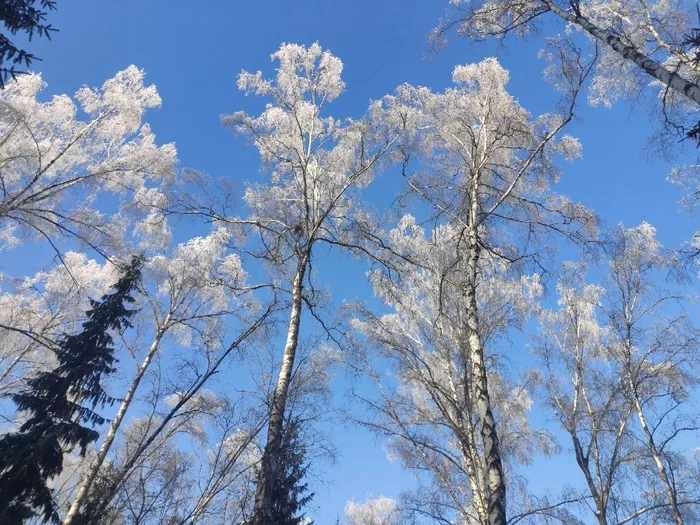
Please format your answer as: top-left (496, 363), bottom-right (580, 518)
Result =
top-left (0, 0), bottom-right (58, 87)
top-left (0, 256), bottom-right (142, 524)
top-left (269, 418), bottom-right (315, 525)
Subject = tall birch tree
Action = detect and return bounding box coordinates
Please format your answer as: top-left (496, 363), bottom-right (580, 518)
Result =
top-left (538, 225), bottom-right (700, 524)
top-left (600, 224), bottom-right (700, 525)
top-left (62, 227), bottom-right (266, 524)
top-left (214, 43), bottom-right (407, 524)
top-left (537, 264), bottom-right (638, 525)
top-left (354, 58), bottom-right (595, 525)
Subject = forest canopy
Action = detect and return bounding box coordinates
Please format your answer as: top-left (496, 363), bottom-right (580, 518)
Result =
top-left (0, 1), bottom-right (698, 524)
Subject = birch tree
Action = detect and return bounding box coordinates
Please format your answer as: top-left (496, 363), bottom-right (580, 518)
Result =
top-left (0, 66), bottom-right (176, 259)
top-left (434, 0), bottom-right (700, 123)
top-left (354, 58), bottom-right (595, 525)
top-left (353, 219), bottom-right (562, 524)
top-left (537, 264), bottom-right (638, 525)
top-left (599, 223), bottom-right (700, 525)
top-left (212, 42), bottom-right (407, 524)
top-left (80, 394), bottom-right (264, 525)
top-left (537, 226), bottom-right (700, 524)
top-left (63, 226), bottom-right (267, 524)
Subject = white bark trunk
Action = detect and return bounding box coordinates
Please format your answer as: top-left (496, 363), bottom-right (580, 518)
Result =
top-left (545, 0), bottom-right (700, 106)
top-left (628, 375), bottom-right (684, 525)
top-left (465, 183), bottom-right (506, 524)
top-left (63, 316), bottom-right (171, 525)
top-left (453, 378), bottom-right (488, 523)
top-left (252, 260), bottom-right (307, 524)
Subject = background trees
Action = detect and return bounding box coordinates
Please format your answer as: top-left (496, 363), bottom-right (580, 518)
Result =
top-left (536, 224), bottom-right (700, 524)
top-left (345, 496), bottom-right (401, 525)
top-left (0, 257), bottom-right (141, 524)
top-left (0, 5), bottom-right (699, 522)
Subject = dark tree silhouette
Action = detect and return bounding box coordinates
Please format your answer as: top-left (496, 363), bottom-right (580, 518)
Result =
top-left (270, 418), bottom-right (314, 525)
top-left (0, 257), bottom-right (142, 524)
top-left (0, 0), bottom-right (58, 87)
top-left (250, 417), bottom-right (314, 525)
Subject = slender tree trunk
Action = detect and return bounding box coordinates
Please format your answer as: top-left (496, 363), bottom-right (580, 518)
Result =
top-left (70, 309), bottom-right (271, 522)
top-left (627, 375), bottom-right (684, 525)
top-left (544, 0), bottom-right (700, 106)
top-left (252, 260), bottom-right (307, 524)
top-left (570, 432), bottom-right (607, 525)
top-left (464, 219), bottom-right (506, 525)
top-left (574, 358), bottom-right (609, 525)
top-left (186, 426), bottom-right (261, 525)
top-left (63, 316), bottom-right (171, 525)
top-left (453, 376), bottom-right (488, 523)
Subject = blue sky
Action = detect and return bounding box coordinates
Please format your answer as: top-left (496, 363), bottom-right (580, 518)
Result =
top-left (15, 0), bottom-right (700, 522)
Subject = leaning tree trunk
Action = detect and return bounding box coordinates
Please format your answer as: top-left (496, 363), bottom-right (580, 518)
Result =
top-left (69, 310), bottom-right (271, 523)
top-left (63, 315), bottom-right (171, 525)
top-left (626, 372), bottom-right (684, 525)
top-left (464, 190), bottom-right (507, 525)
top-left (544, 0), bottom-right (700, 106)
top-left (252, 259), bottom-right (307, 524)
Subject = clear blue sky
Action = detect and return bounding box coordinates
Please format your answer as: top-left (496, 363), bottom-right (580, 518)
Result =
top-left (18, 1), bottom-right (699, 522)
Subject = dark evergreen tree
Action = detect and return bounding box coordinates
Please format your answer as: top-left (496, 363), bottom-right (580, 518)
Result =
top-left (0, 0), bottom-right (58, 87)
top-left (0, 256), bottom-right (142, 524)
top-left (269, 417), bottom-right (314, 525)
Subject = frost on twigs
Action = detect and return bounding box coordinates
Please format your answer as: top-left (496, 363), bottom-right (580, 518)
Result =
top-left (435, 0), bottom-right (700, 135)
top-left (351, 57), bottom-right (594, 523)
top-left (345, 495), bottom-right (401, 525)
top-left (220, 43), bottom-right (413, 523)
top-left (0, 66), bottom-right (177, 256)
top-left (536, 225), bottom-right (700, 523)
top-left (220, 43), bottom-right (410, 274)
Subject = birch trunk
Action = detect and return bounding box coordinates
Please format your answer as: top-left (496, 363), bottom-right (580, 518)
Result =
top-left (465, 179), bottom-right (507, 524)
top-left (63, 315), bottom-right (171, 525)
top-left (252, 260), bottom-right (307, 524)
top-left (628, 375), bottom-right (685, 525)
top-left (69, 309), bottom-right (271, 522)
top-left (575, 352), bottom-right (609, 525)
top-left (453, 375), bottom-right (489, 523)
top-left (570, 432), bottom-right (607, 525)
top-left (544, 0), bottom-right (700, 106)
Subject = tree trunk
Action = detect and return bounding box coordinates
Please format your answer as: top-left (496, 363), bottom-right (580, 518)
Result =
top-left (186, 427), bottom-right (261, 525)
top-left (465, 223), bottom-right (506, 525)
top-left (453, 376), bottom-right (489, 524)
top-left (63, 316), bottom-right (171, 525)
top-left (252, 260), bottom-right (306, 524)
top-left (545, 0), bottom-right (700, 106)
top-left (570, 432), bottom-right (607, 525)
top-left (628, 376), bottom-right (684, 525)
top-left (68, 309), bottom-right (270, 523)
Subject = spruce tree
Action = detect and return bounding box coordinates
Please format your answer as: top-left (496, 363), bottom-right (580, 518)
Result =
top-left (0, 257), bottom-right (142, 524)
top-left (269, 417), bottom-right (315, 525)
